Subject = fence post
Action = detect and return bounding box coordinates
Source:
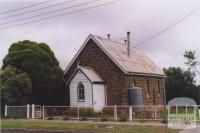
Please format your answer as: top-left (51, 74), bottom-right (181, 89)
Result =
top-left (32, 104), bottom-right (35, 119)
top-left (5, 105), bottom-right (7, 117)
top-left (199, 108), bottom-right (200, 117)
top-left (186, 105), bottom-right (188, 115)
top-left (194, 106), bottom-right (196, 115)
top-left (129, 106), bottom-right (132, 121)
top-left (114, 105), bottom-right (117, 121)
top-left (168, 105), bottom-right (170, 114)
top-left (77, 107), bottom-right (79, 119)
top-left (27, 104), bottom-right (30, 119)
top-left (154, 106), bottom-right (157, 119)
top-left (42, 106), bottom-right (45, 119)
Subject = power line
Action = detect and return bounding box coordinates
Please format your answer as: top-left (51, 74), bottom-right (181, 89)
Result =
top-left (0, 0), bottom-right (77, 20)
top-left (0, 0), bottom-right (55, 15)
top-left (0, 0), bottom-right (123, 29)
top-left (134, 6), bottom-right (200, 48)
top-left (0, 0), bottom-right (101, 25)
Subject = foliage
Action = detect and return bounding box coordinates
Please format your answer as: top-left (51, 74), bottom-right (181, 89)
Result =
top-left (80, 116), bottom-right (87, 121)
top-left (79, 107), bottom-right (98, 117)
top-left (100, 115), bottom-right (109, 121)
top-left (102, 107), bottom-right (114, 116)
top-left (164, 67), bottom-right (199, 104)
top-left (2, 40), bottom-right (65, 105)
top-left (184, 50), bottom-right (200, 75)
top-left (160, 112), bottom-right (167, 123)
top-left (64, 108), bottom-right (78, 116)
top-left (0, 66), bottom-right (32, 107)
top-left (47, 117), bottom-right (54, 120)
top-left (118, 114), bottom-right (128, 122)
top-left (63, 116), bottom-right (69, 120)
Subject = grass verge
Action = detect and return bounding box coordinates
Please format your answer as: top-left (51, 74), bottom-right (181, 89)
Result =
top-left (1, 119), bottom-right (179, 133)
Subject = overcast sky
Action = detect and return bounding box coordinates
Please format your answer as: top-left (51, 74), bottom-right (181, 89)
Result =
top-left (0, 0), bottom-right (199, 83)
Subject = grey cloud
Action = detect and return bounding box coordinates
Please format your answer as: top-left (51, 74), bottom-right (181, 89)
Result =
top-left (0, 0), bottom-right (200, 82)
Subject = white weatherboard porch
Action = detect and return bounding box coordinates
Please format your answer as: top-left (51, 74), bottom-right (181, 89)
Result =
top-left (69, 66), bottom-right (106, 111)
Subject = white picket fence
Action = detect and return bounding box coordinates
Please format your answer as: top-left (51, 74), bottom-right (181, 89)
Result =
top-left (4, 105), bottom-right (200, 121)
top-left (5, 104), bottom-right (42, 119)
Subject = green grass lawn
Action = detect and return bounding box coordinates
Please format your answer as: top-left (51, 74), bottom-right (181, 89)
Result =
top-left (1, 119), bottom-right (179, 133)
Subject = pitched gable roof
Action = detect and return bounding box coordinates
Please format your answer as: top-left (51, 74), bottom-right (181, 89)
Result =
top-left (64, 34), bottom-right (166, 77)
top-left (79, 66), bottom-right (104, 83)
top-left (67, 66), bottom-right (104, 85)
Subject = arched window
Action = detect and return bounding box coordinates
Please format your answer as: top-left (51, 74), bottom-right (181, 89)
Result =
top-left (77, 82), bottom-right (85, 102)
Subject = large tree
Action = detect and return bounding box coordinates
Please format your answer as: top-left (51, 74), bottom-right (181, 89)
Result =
top-left (2, 40), bottom-right (65, 105)
top-left (0, 66), bottom-right (32, 105)
top-left (184, 50), bottom-right (200, 75)
top-left (164, 67), bottom-right (199, 104)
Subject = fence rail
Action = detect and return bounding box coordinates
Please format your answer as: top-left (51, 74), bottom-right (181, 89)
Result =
top-left (4, 105), bottom-right (200, 122)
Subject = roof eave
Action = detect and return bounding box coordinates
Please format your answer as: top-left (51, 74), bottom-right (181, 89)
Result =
top-left (128, 71), bottom-right (167, 78)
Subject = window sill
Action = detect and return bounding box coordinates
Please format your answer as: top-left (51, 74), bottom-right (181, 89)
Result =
top-left (78, 100), bottom-right (85, 102)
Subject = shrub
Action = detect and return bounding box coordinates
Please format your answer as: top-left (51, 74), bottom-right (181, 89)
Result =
top-left (80, 116), bottom-right (87, 121)
top-left (159, 111), bottom-right (168, 123)
top-left (13, 116), bottom-right (18, 119)
top-left (119, 114), bottom-right (128, 122)
top-left (102, 107), bottom-right (113, 116)
top-left (64, 108), bottom-right (77, 116)
top-left (4, 116), bottom-right (10, 119)
top-left (79, 107), bottom-right (97, 117)
top-left (85, 107), bottom-right (97, 116)
top-left (100, 115), bottom-right (109, 121)
top-left (47, 117), bottom-right (54, 120)
top-left (63, 116), bottom-right (69, 120)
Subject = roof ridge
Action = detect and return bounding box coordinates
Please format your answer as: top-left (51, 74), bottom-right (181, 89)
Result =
top-left (90, 34), bottom-right (127, 46)
top-left (90, 34), bottom-right (141, 53)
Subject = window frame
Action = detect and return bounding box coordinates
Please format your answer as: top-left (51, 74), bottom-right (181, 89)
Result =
top-left (77, 82), bottom-right (85, 102)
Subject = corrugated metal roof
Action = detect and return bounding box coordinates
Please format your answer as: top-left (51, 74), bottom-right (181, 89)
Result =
top-left (79, 66), bottom-right (104, 82)
top-left (64, 34), bottom-right (166, 77)
top-left (91, 34), bottom-right (165, 76)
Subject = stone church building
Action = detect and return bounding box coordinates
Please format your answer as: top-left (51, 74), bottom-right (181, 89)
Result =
top-left (64, 32), bottom-right (166, 110)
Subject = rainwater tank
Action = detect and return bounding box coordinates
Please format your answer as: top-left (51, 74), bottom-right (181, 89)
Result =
top-left (129, 87), bottom-right (144, 106)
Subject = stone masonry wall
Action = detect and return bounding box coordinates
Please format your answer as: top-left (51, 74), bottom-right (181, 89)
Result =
top-left (64, 39), bottom-right (165, 106)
